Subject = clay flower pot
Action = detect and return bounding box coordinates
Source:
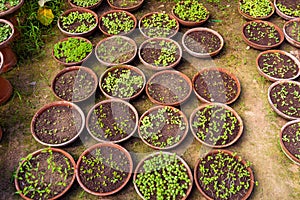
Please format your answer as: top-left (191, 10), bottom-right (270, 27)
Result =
top-left (280, 120), bottom-right (300, 165)
top-left (31, 101), bottom-right (85, 147)
top-left (57, 8), bottom-right (98, 37)
top-left (99, 10), bottom-right (137, 36)
top-left (283, 18), bottom-right (300, 48)
top-left (107, 0), bottom-right (144, 12)
top-left (238, 0), bottom-right (275, 20)
top-left (76, 143), bottom-right (133, 196)
top-left (68, 0), bottom-right (103, 10)
top-left (274, 0), bottom-right (300, 20)
top-left (15, 148), bottom-right (76, 200)
top-left (51, 66), bottom-right (98, 102)
top-left (182, 27), bottom-right (224, 58)
top-left (242, 20), bottom-right (284, 50)
top-left (0, 52), bottom-right (13, 105)
top-left (0, 0), bottom-right (24, 17)
top-left (256, 50), bottom-right (300, 81)
top-left (194, 149), bottom-right (255, 200)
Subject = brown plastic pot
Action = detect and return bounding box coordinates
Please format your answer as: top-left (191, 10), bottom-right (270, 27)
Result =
top-left (68, 0), bottom-right (103, 10)
top-left (274, 0), bottom-right (298, 20)
top-left (0, 0), bottom-right (24, 17)
top-left (182, 27), bottom-right (224, 58)
top-left (107, 0), bottom-right (144, 12)
top-left (15, 147), bottom-right (76, 200)
top-left (194, 149), bottom-right (255, 200)
top-left (0, 76), bottom-right (13, 105)
top-left (256, 50), bottom-right (300, 82)
top-left (76, 143), bottom-right (133, 196)
top-left (98, 10), bottom-right (137, 36)
top-left (57, 8), bottom-right (98, 37)
top-left (238, 0), bottom-right (275, 20)
top-left (283, 18), bottom-right (300, 48)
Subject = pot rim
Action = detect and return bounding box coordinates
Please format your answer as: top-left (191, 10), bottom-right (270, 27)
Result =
top-left (274, 0), bottom-right (298, 20)
top-left (283, 18), bottom-right (300, 48)
top-left (0, 19), bottom-right (15, 48)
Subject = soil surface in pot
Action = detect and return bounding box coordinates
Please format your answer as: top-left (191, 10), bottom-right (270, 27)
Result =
top-left (282, 122), bottom-right (300, 160)
top-left (88, 101), bottom-right (136, 142)
top-left (285, 21), bottom-right (300, 42)
top-left (33, 105), bottom-right (82, 145)
top-left (184, 31), bottom-right (221, 54)
top-left (53, 69), bottom-right (96, 101)
top-left (276, 0), bottom-right (300, 17)
top-left (258, 52), bottom-right (299, 79)
top-left (194, 69), bottom-right (239, 103)
top-left (108, 0), bottom-right (142, 8)
top-left (78, 146), bottom-right (130, 193)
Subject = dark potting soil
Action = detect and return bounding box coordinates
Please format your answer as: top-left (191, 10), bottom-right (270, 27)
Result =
top-left (277, 0), bottom-right (300, 17)
top-left (269, 82), bottom-right (300, 118)
top-left (282, 122), bottom-right (300, 160)
top-left (184, 31), bottom-right (221, 54)
top-left (258, 52), bottom-right (299, 79)
top-left (88, 101), bottom-right (136, 142)
top-left (108, 0), bottom-right (142, 8)
top-left (54, 69), bottom-right (96, 101)
top-left (285, 21), bottom-right (300, 42)
top-left (194, 69), bottom-right (239, 103)
top-left (33, 105), bottom-right (82, 144)
top-left (79, 146), bottom-right (130, 193)
top-left (147, 72), bottom-right (190, 104)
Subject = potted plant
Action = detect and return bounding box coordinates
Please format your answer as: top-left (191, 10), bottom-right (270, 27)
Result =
top-left (238, 0), bottom-right (275, 20)
top-left (52, 36), bottom-right (93, 66)
top-left (57, 8), bottom-right (98, 37)
top-left (107, 0), bottom-right (144, 11)
top-left (268, 80), bottom-right (300, 120)
top-left (68, 0), bottom-right (103, 10)
top-left (190, 103), bottom-right (243, 148)
top-left (95, 36), bottom-right (137, 66)
top-left (99, 65), bottom-right (146, 100)
top-left (15, 148), bottom-right (76, 200)
top-left (138, 37), bottom-right (182, 70)
top-left (172, 0), bottom-right (209, 27)
top-left (256, 50), bottom-right (300, 81)
top-left (146, 70), bottom-right (192, 106)
top-left (31, 101), bottom-right (85, 147)
top-left (99, 10), bottom-right (137, 36)
top-left (0, 51), bottom-right (12, 105)
top-left (280, 120), bottom-right (300, 165)
top-left (283, 18), bottom-right (300, 48)
top-left (194, 150), bottom-right (255, 200)
top-left (76, 143), bottom-right (133, 196)
top-left (192, 68), bottom-right (241, 104)
top-left (51, 66), bottom-right (98, 102)
top-left (86, 99), bottom-right (138, 143)
top-left (274, 0), bottom-right (300, 20)
top-left (133, 152), bottom-right (193, 199)
top-left (139, 12), bottom-right (179, 38)
top-left (0, 0), bottom-right (24, 17)
top-left (138, 106), bottom-right (188, 149)
top-left (182, 27), bottom-right (224, 58)
top-left (242, 20), bottom-right (284, 50)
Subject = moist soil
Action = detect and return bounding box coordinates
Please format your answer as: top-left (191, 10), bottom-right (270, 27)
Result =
top-left (193, 69), bottom-right (239, 104)
top-left (59, 11), bottom-right (96, 33)
top-left (277, 0), bottom-right (300, 17)
top-left (285, 21), bottom-right (300, 42)
top-left (88, 101), bottom-right (136, 142)
top-left (258, 52), bottom-right (299, 79)
top-left (33, 105), bottom-right (82, 145)
top-left (184, 31), bottom-right (221, 54)
top-left (108, 0), bottom-right (142, 8)
top-left (147, 72), bottom-right (190, 104)
top-left (78, 146), bottom-right (130, 193)
top-left (53, 69), bottom-right (96, 101)
top-left (100, 12), bottom-right (134, 35)
top-left (281, 122), bottom-right (300, 160)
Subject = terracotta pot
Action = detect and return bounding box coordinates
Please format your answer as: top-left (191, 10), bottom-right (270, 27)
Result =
top-left (256, 50), bottom-right (300, 82)
top-left (138, 37), bottom-right (182, 70)
top-left (86, 98), bottom-right (138, 143)
top-left (146, 70), bottom-right (192, 106)
top-left (51, 66), bottom-right (98, 102)
top-left (95, 35), bottom-right (137, 66)
top-left (107, 0), bottom-right (144, 12)
top-left (194, 149), bottom-right (255, 200)
top-left (280, 120), bottom-right (300, 165)
top-left (242, 20), bottom-right (284, 50)
top-left (15, 147), bottom-right (76, 200)
top-left (133, 151), bottom-right (193, 200)
top-left (0, 0), bottom-right (24, 17)
top-left (283, 18), bottom-right (300, 48)
top-left (57, 8), bottom-right (98, 37)
top-left (52, 36), bottom-right (93, 67)
top-left (182, 27), bottom-right (224, 58)
top-left (238, 0), bottom-right (275, 20)
top-left (68, 0), bottom-right (103, 10)
top-left (76, 143), bottom-right (133, 196)
top-left (98, 10), bottom-right (137, 36)
top-left (31, 101), bottom-right (85, 147)
top-left (0, 76), bottom-right (13, 105)
top-left (190, 103), bottom-right (244, 148)
top-left (274, 0), bottom-right (298, 20)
